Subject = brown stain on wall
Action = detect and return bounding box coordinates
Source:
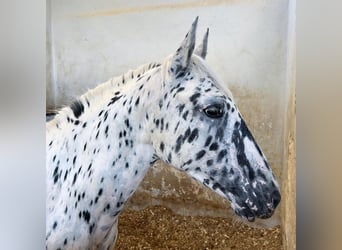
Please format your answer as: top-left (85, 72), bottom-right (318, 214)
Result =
top-left (76, 0), bottom-right (241, 18)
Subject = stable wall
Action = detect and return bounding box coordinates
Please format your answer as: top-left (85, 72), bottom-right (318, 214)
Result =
top-left (47, 0), bottom-right (295, 249)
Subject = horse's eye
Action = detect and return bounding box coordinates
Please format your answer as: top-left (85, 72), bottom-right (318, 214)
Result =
top-left (203, 104), bottom-right (224, 118)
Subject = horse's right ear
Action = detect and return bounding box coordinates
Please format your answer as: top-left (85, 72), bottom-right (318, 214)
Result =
top-left (194, 28), bottom-right (209, 59)
top-left (169, 17), bottom-right (198, 78)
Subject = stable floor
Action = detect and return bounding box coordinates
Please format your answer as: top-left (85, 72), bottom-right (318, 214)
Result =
top-left (115, 206), bottom-right (282, 250)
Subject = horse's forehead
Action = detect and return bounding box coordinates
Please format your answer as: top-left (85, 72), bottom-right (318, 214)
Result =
top-left (189, 59), bottom-right (234, 100)
top-left (163, 55), bottom-right (235, 101)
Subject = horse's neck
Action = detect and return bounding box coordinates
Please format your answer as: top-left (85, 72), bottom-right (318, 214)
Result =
top-left (47, 62), bottom-right (161, 131)
top-left (46, 62), bottom-right (165, 248)
top-left (79, 62), bottom-right (161, 112)
top-left (47, 62), bottom-right (163, 178)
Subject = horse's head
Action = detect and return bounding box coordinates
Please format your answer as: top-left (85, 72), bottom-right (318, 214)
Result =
top-left (151, 17), bottom-right (280, 222)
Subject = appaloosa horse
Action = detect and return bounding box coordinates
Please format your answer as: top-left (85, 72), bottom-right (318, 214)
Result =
top-left (46, 17), bottom-right (280, 249)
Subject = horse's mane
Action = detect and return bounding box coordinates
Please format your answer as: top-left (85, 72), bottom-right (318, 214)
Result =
top-left (47, 62), bottom-right (161, 129)
top-left (47, 55), bottom-right (234, 132)
top-left (84, 62), bottom-right (161, 102)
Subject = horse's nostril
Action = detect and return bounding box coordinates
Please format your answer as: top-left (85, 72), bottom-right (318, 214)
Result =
top-left (272, 189), bottom-right (281, 208)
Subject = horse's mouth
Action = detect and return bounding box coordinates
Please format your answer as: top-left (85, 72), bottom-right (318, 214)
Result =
top-left (242, 213), bottom-right (256, 222)
top-left (226, 192), bottom-right (277, 222)
top-left (233, 207), bottom-right (256, 222)
top-left (233, 206), bottom-right (275, 222)
top-left (247, 216), bottom-right (256, 222)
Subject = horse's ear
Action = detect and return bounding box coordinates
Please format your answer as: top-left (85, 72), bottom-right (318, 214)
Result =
top-left (195, 28), bottom-right (209, 59)
top-left (169, 17), bottom-right (198, 78)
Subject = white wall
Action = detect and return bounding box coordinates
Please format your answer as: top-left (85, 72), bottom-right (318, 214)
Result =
top-left (47, 0), bottom-right (293, 226)
top-left (47, 0), bottom-right (289, 109)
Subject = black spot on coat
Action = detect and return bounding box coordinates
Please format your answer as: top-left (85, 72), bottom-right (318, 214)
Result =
top-left (108, 95), bottom-right (122, 106)
top-left (189, 93), bottom-right (201, 104)
top-left (196, 150), bottom-right (206, 160)
top-left (217, 150), bottom-right (227, 163)
top-left (204, 136), bottom-right (212, 147)
top-left (209, 142), bottom-right (219, 151)
top-left (70, 100), bottom-right (84, 118)
top-left (188, 128), bottom-right (198, 143)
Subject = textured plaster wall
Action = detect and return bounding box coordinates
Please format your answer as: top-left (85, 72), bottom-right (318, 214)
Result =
top-left (47, 0), bottom-right (295, 242)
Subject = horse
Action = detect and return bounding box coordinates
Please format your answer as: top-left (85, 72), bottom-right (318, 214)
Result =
top-left (46, 17), bottom-right (280, 249)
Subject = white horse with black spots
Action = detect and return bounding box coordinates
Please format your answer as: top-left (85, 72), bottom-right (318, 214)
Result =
top-left (46, 17), bottom-right (281, 249)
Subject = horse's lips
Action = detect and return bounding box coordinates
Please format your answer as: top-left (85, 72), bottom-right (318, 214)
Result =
top-left (247, 216), bottom-right (256, 222)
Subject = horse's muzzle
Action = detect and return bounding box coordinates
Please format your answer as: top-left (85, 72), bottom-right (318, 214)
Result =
top-left (233, 188), bottom-right (281, 221)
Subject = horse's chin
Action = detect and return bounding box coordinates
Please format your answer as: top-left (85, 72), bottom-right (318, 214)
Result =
top-left (246, 216), bottom-right (256, 222)
top-left (232, 208), bottom-right (256, 222)
top-left (231, 202), bottom-right (275, 222)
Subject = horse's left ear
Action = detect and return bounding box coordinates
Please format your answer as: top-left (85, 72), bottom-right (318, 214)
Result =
top-left (169, 17), bottom-right (198, 78)
top-left (194, 28), bottom-right (209, 59)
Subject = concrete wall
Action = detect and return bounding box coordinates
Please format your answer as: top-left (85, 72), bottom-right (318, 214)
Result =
top-left (47, 0), bottom-right (295, 247)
